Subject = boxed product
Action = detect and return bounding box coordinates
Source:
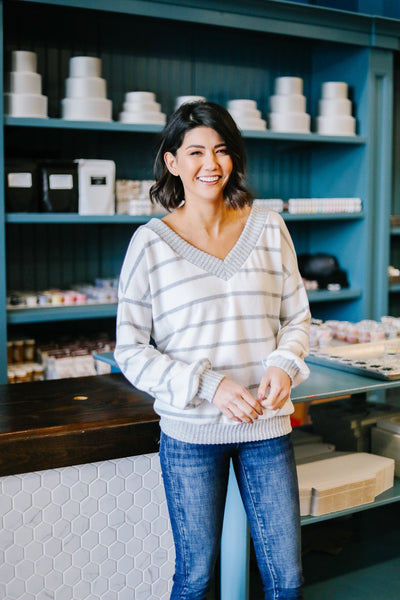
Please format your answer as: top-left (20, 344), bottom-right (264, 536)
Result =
top-left (40, 160), bottom-right (79, 212)
top-left (77, 159), bottom-right (115, 215)
top-left (5, 160), bottom-right (39, 211)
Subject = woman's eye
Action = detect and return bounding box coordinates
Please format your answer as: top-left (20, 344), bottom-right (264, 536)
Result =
top-left (217, 148), bottom-right (228, 154)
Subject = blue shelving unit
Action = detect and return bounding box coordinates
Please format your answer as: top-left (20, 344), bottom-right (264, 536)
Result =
top-left (0, 0), bottom-right (395, 383)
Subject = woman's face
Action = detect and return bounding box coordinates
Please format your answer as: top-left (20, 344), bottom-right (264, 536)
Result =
top-left (164, 126), bottom-right (233, 206)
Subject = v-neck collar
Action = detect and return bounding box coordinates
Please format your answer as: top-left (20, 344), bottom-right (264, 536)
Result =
top-left (145, 203), bottom-right (269, 281)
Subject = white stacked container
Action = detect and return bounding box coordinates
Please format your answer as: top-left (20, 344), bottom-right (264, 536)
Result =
top-left (269, 76), bottom-right (310, 133)
top-left (118, 91), bottom-right (166, 124)
top-left (61, 56), bottom-right (112, 121)
top-left (175, 95), bottom-right (206, 109)
top-left (227, 99), bottom-right (267, 131)
top-left (4, 51), bottom-right (48, 118)
top-left (316, 81), bottom-right (356, 136)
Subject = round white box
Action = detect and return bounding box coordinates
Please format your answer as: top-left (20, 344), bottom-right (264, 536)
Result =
top-left (65, 76), bottom-right (106, 98)
top-left (125, 91), bottom-right (156, 103)
top-left (269, 112), bottom-right (310, 133)
top-left (69, 56), bottom-right (102, 78)
top-left (175, 95), bottom-right (206, 108)
top-left (12, 50), bottom-right (37, 73)
top-left (8, 71), bottom-right (42, 94)
top-left (119, 111), bottom-right (166, 125)
top-left (4, 92), bottom-right (47, 118)
top-left (316, 115), bottom-right (355, 135)
top-left (318, 98), bottom-right (352, 116)
top-left (227, 99), bottom-right (257, 111)
top-left (229, 107), bottom-right (261, 119)
top-left (61, 97), bottom-right (112, 121)
top-left (269, 94), bottom-right (306, 114)
top-left (233, 116), bottom-right (267, 130)
top-left (274, 77), bottom-right (303, 96)
top-left (123, 100), bottom-right (161, 113)
top-left (322, 81), bottom-right (348, 99)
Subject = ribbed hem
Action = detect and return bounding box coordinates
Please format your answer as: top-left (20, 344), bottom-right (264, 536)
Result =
top-left (160, 415), bottom-right (292, 444)
top-left (198, 370), bottom-right (225, 402)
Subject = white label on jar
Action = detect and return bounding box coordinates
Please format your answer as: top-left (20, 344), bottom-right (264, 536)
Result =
top-left (90, 176), bottom-right (107, 186)
top-left (8, 172), bottom-right (32, 188)
top-left (49, 174), bottom-right (73, 189)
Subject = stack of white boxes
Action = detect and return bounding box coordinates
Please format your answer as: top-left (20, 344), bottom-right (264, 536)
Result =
top-left (4, 50), bottom-right (48, 118)
top-left (227, 99), bottom-right (267, 130)
top-left (316, 81), bottom-right (356, 135)
top-left (118, 91), bottom-right (166, 125)
top-left (61, 56), bottom-right (112, 121)
top-left (269, 76), bottom-right (310, 133)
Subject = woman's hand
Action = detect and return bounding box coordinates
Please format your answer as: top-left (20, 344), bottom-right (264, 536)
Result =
top-left (257, 366), bottom-right (291, 411)
top-left (212, 378), bottom-right (263, 423)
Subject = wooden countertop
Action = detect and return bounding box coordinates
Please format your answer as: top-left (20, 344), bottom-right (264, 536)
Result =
top-left (0, 374), bottom-right (159, 477)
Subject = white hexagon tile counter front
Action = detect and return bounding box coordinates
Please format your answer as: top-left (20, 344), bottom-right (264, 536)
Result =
top-left (0, 453), bottom-right (175, 599)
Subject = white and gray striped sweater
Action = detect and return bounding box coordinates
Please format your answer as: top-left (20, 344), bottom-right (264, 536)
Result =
top-left (115, 204), bottom-right (311, 444)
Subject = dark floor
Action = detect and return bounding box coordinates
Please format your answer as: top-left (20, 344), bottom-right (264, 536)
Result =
top-left (249, 503), bottom-right (400, 600)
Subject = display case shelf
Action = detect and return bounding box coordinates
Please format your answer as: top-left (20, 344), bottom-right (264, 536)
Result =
top-left (4, 116), bottom-right (367, 144)
top-left (6, 288), bottom-right (362, 324)
top-left (6, 303), bottom-right (118, 324)
top-left (5, 212), bottom-right (364, 224)
top-left (301, 477), bottom-right (400, 526)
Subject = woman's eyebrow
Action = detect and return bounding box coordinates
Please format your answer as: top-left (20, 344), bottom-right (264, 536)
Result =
top-left (185, 143), bottom-right (226, 150)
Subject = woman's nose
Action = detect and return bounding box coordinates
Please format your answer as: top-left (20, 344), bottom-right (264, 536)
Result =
top-left (203, 151), bottom-right (219, 169)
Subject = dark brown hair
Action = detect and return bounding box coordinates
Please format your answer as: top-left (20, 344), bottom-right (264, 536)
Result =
top-left (150, 101), bottom-right (253, 211)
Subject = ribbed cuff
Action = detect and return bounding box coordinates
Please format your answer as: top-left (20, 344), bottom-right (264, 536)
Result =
top-left (264, 355), bottom-right (299, 382)
top-left (197, 370), bottom-right (225, 403)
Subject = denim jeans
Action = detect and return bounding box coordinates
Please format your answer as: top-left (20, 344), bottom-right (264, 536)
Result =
top-left (159, 432), bottom-right (303, 600)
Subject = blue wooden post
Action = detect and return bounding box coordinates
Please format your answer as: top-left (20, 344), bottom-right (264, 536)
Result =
top-left (220, 460), bottom-right (250, 600)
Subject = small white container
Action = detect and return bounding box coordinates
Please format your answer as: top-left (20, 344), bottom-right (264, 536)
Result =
top-left (316, 115), bottom-right (355, 136)
top-left (69, 56), bottom-right (102, 78)
top-left (61, 97), bottom-right (112, 121)
top-left (274, 76), bottom-right (303, 96)
top-left (122, 100), bottom-right (161, 113)
top-left (269, 112), bottom-right (310, 133)
top-left (227, 99), bottom-right (257, 111)
top-left (4, 92), bottom-right (48, 118)
top-left (8, 71), bottom-right (42, 94)
top-left (318, 97), bottom-right (352, 116)
top-left (125, 91), bottom-right (156, 103)
top-left (65, 76), bottom-right (106, 98)
top-left (233, 116), bottom-right (267, 130)
top-left (11, 50), bottom-right (37, 73)
top-left (229, 107), bottom-right (262, 120)
top-left (119, 111), bottom-right (166, 125)
top-left (321, 81), bottom-right (348, 99)
top-left (269, 94), bottom-right (306, 114)
top-left (175, 95), bottom-right (206, 108)
top-left (77, 159), bottom-right (115, 215)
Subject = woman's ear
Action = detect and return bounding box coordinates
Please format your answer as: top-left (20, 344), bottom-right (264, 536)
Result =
top-left (164, 151), bottom-right (179, 176)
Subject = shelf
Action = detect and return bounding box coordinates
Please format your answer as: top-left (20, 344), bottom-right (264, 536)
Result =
top-left (284, 212), bottom-right (364, 222)
top-left (389, 283), bottom-right (400, 293)
top-left (5, 212), bottom-right (364, 224)
top-left (4, 117), bottom-right (164, 133)
top-left (7, 303), bottom-right (117, 324)
top-left (307, 289), bottom-right (362, 303)
top-left (6, 290), bottom-right (361, 323)
top-left (5, 213), bottom-right (158, 224)
top-left (301, 477), bottom-right (400, 526)
top-left (391, 226), bottom-right (400, 235)
top-left (4, 117), bottom-right (367, 144)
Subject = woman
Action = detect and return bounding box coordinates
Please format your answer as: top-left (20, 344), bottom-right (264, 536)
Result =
top-left (115, 101), bottom-right (311, 600)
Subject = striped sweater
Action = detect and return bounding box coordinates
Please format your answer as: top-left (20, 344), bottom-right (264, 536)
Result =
top-left (115, 204), bottom-right (311, 444)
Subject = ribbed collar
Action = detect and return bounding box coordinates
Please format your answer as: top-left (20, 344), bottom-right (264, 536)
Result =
top-left (145, 203), bottom-right (268, 281)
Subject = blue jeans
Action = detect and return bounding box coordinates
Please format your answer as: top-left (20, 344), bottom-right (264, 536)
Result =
top-left (159, 432), bottom-right (303, 600)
